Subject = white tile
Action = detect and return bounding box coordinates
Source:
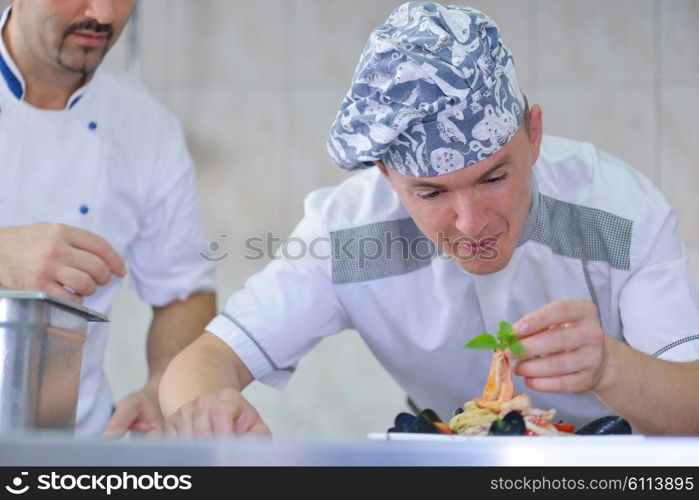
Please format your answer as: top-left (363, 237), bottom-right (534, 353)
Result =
top-left (291, 0), bottom-right (405, 86)
top-left (687, 249), bottom-right (699, 286)
top-left (101, 17), bottom-right (135, 73)
top-left (535, 87), bottom-right (656, 181)
top-left (163, 0), bottom-right (287, 89)
top-left (133, 0), bottom-right (173, 96)
top-left (137, 0), bottom-right (288, 91)
top-left (538, 0), bottom-right (654, 85)
top-left (661, 0), bottom-right (699, 82)
top-left (660, 87), bottom-right (699, 247)
top-left (163, 85), bottom-right (294, 288)
top-left (289, 88), bottom-right (357, 223)
top-left (459, 0), bottom-right (537, 83)
top-left (292, 0), bottom-right (536, 86)
top-left (104, 286), bottom-right (151, 401)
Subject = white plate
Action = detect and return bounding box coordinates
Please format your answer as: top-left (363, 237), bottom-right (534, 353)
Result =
top-left (367, 432), bottom-right (645, 442)
top-left (368, 432), bottom-right (482, 442)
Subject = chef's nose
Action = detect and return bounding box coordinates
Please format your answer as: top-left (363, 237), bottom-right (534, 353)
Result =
top-left (84, 0), bottom-right (116, 25)
top-left (453, 193), bottom-right (489, 238)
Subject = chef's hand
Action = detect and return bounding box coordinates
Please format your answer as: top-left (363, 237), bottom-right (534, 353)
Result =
top-left (512, 300), bottom-right (608, 394)
top-left (0, 223), bottom-right (126, 304)
top-left (164, 388), bottom-right (271, 438)
top-left (103, 383), bottom-right (164, 439)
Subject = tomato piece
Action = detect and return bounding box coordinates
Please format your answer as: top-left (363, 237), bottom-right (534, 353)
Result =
top-left (554, 422), bottom-right (575, 433)
top-left (525, 429), bottom-right (537, 436)
top-left (433, 422), bottom-right (453, 434)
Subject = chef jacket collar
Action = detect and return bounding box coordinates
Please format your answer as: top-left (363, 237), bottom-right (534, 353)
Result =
top-left (0, 6), bottom-right (88, 110)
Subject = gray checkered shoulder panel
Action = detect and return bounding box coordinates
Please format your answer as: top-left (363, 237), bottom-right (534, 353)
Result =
top-left (331, 218), bottom-right (437, 285)
top-left (530, 194), bottom-right (633, 270)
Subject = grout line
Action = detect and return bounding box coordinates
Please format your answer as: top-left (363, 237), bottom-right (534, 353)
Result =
top-left (283, 0), bottom-right (297, 230)
top-left (530, 0), bottom-right (540, 95)
top-left (534, 79), bottom-right (656, 90)
top-left (164, 0), bottom-right (173, 98)
top-left (656, 78), bottom-right (699, 87)
top-left (653, 0), bottom-right (663, 189)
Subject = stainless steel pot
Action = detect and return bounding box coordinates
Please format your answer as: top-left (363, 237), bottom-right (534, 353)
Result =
top-left (0, 291), bottom-right (108, 434)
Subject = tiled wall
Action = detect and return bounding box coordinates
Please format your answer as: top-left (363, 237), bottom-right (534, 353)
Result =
top-left (2, 0), bottom-right (698, 437)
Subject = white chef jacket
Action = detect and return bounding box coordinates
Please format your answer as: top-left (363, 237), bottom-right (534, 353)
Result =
top-left (0, 8), bottom-right (216, 435)
top-left (207, 133), bottom-right (699, 428)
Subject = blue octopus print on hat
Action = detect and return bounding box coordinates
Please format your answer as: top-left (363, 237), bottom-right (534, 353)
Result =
top-left (327, 2), bottom-right (525, 177)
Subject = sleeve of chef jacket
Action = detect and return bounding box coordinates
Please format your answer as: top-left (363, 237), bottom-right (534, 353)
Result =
top-left (204, 210), bottom-right (352, 389)
top-left (126, 113), bottom-right (216, 307)
top-left (618, 199), bottom-right (699, 362)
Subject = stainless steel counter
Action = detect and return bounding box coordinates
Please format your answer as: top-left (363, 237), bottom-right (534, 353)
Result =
top-left (1, 433), bottom-right (698, 466)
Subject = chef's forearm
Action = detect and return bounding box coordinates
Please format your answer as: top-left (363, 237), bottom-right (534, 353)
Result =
top-left (594, 338), bottom-right (699, 435)
top-left (158, 332), bottom-right (252, 416)
top-left (145, 291), bottom-right (217, 385)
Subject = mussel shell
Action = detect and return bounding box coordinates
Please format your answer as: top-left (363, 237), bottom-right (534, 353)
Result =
top-left (389, 409), bottom-right (446, 434)
top-left (407, 417), bottom-right (438, 433)
top-left (392, 412), bottom-right (417, 432)
top-left (407, 409), bottom-right (443, 433)
top-left (418, 409), bottom-right (442, 423)
top-left (453, 406), bottom-right (465, 416)
top-left (489, 411), bottom-right (526, 436)
top-left (574, 416), bottom-right (632, 435)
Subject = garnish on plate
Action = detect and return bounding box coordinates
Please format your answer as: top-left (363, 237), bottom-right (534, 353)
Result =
top-left (463, 320), bottom-right (525, 358)
top-left (384, 320), bottom-right (632, 437)
top-left (452, 319), bottom-right (567, 435)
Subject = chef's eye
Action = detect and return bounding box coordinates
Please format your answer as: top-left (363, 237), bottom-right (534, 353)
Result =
top-left (484, 173), bottom-right (508, 185)
top-left (416, 190), bottom-right (443, 200)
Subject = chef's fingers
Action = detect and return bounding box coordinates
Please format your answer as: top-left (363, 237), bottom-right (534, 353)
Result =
top-left (519, 323), bottom-right (600, 358)
top-left (65, 227), bottom-right (126, 277)
top-left (213, 389), bottom-right (261, 436)
top-left (523, 369), bottom-right (599, 394)
top-left (209, 402), bottom-right (235, 436)
top-left (128, 412), bottom-right (164, 435)
top-left (245, 419), bottom-right (272, 437)
top-left (55, 266), bottom-right (97, 297)
top-left (172, 403), bottom-right (195, 437)
top-left (164, 420), bottom-right (178, 437)
top-left (65, 247), bottom-right (113, 286)
top-left (103, 399), bottom-right (142, 439)
top-left (144, 428), bottom-right (163, 439)
top-left (192, 398), bottom-right (214, 437)
top-left (232, 404), bottom-right (270, 436)
top-left (513, 300), bottom-right (597, 339)
top-left (45, 282), bottom-right (83, 304)
top-left (514, 345), bottom-right (601, 379)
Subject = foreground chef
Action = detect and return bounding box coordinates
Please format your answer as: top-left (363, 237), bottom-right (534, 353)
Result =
top-left (160, 2), bottom-right (699, 435)
top-left (0, 0), bottom-right (216, 436)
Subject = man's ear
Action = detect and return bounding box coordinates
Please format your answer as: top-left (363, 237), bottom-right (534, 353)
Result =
top-left (376, 160), bottom-right (388, 177)
top-left (528, 104), bottom-right (543, 166)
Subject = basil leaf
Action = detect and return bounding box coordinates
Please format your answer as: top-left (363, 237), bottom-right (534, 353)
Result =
top-left (464, 333), bottom-right (499, 350)
top-left (497, 321), bottom-right (515, 343)
top-left (508, 337), bottom-right (525, 358)
top-left (499, 320), bottom-right (513, 335)
top-left (496, 320), bottom-right (525, 358)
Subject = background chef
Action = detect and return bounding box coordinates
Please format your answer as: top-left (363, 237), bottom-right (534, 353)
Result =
top-left (0, 0), bottom-right (216, 436)
top-left (158, 2), bottom-right (699, 436)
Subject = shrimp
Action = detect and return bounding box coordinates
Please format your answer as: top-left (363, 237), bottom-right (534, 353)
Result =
top-left (473, 349), bottom-right (531, 413)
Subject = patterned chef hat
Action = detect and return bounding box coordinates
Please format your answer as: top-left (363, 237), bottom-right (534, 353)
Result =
top-left (327, 2), bottom-right (525, 177)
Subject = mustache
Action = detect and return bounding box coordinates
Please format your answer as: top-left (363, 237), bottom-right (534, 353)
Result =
top-left (63, 20), bottom-right (114, 39)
